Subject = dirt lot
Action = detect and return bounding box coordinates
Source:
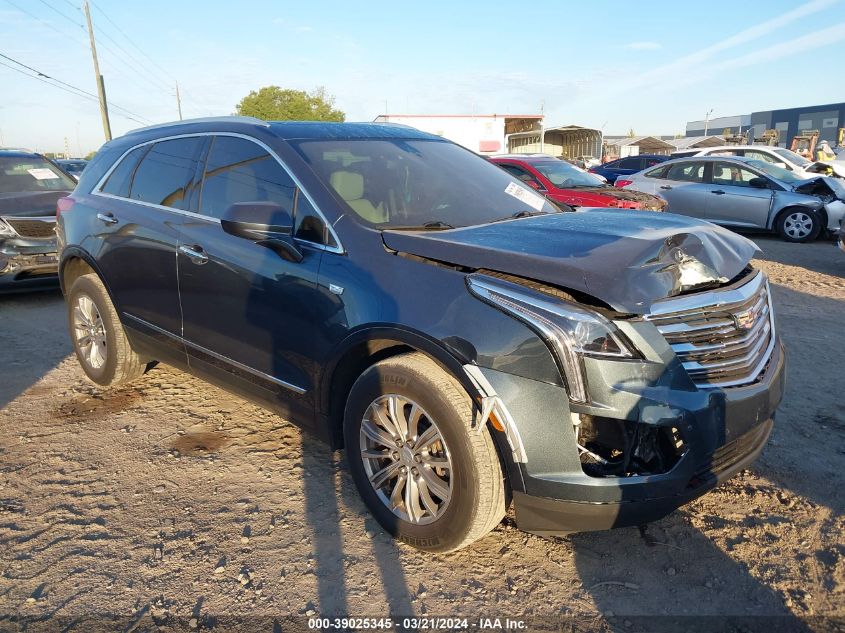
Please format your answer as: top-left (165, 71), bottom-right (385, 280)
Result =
top-left (1, 235), bottom-right (843, 631)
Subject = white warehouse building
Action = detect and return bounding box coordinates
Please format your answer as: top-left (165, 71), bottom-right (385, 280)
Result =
top-left (373, 113), bottom-right (544, 155)
top-left (373, 114), bottom-right (604, 161)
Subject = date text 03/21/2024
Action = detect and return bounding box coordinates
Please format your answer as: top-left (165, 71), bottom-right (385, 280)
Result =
top-left (307, 617), bottom-right (528, 630)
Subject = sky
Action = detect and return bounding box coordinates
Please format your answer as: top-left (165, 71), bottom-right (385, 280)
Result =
top-left (1, 0), bottom-right (844, 155)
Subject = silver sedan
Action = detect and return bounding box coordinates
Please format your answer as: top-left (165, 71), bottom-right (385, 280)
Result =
top-left (617, 155), bottom-right (845, 242)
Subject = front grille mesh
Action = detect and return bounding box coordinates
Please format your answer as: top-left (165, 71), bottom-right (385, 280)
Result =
top-left (4, 218), bottom-right (57, 239)
top-left (647, 273), bottom-right (774, 388)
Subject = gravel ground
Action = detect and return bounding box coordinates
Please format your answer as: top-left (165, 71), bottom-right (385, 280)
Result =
top-left (0, 235), bottom-right (843, 631)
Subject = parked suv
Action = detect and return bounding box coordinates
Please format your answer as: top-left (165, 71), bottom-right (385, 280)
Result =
top-left (1, 148), bottom-right (73, 291)
top-left (489, 155), bottom-right (665, 211)
top-left (57, 118), bottom-right (785, 552)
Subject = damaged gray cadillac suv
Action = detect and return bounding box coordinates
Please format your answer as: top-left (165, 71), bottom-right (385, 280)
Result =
top-left (57, 118), bottom-right (785, 552)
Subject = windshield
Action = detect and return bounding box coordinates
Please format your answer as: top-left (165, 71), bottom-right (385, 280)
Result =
top-left (745, 159), bottom-right (804, 184)
top-left (531, 160), bottom-right (605, 188)
top-left (774, 148), bottom-right (811, 167)
top-left (292, 139), bottom-right (559, 228)
top-left (0, 156), bottom-right (76, 193)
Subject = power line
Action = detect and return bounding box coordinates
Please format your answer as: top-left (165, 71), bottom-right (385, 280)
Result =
top-left (90, 1), bottom-right (175, 82)
top-left (35, 0), bottom-right (84, 29)
top-left (19, 0), bottom-right (175, 100)
top-left (3, 0), bottom-right (84, 41)
top-left (0, 51), bottom-right (153, 124)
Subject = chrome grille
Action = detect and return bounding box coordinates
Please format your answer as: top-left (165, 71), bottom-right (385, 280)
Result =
top-left (646, 272), bottom-right (775, 388)
top-left (3, 217), bottom-right (57, 239)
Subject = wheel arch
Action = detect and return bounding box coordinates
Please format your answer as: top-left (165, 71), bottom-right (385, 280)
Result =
top-left (320, 325), bottom-right (520, 495)
top-left (771, 203), bottom-right (826, 231)
top-left (319, 327), bottom-right (476, 446)
top-left (60, 248), bottom-right (113, 298)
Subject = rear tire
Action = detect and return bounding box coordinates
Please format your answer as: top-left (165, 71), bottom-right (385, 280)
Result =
top-left (344, 352), bottom-right (506, 552)
top-left (775, 208), bottom-right (821, 242)
top-left (67, 273), bottom-right (146, 386)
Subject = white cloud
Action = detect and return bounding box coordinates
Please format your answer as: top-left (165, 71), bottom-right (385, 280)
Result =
top-left (625, 41), bottom-right (661, 50)
top-left (592, 0), bottom-right (839, 98)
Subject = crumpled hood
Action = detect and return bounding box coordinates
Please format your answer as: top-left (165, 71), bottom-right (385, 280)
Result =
top-left (792, 175), bottom-right (845, 199)
top-left (0, 191), bottom-right (69, 217)
top-left (382, 209), bottom-right (759, 314)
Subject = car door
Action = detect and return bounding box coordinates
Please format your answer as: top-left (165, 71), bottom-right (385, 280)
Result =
top-left (176, 134), bottom-right (328, 420)
top-left (649, 160), bottom-right (710, 219)
top-left (91, 136), bottom-right (205, 362)
top-left (706, 161), bottom-right (774, 228)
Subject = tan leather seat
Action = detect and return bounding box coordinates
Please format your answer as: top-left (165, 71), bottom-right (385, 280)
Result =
top-left (329, 170), bottom-right (386, 223)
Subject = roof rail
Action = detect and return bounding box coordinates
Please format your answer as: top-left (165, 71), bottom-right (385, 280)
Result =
top-left (0, 146), bottom-right (35, 153)
top-left (126, 115), bottom-right (270, 135)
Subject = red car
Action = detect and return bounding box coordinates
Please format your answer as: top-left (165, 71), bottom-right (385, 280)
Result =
top-left (489, 155), bottom-right (666, 211)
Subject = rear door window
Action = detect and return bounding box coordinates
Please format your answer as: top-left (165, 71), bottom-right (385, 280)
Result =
top-left (645, 164), bottom-right (670, 178)
top-left (615, 157), bottom-right (641, 170)
top-left (665, 161), bottom-right (706, 182)
top-left (129, 138), bottom-right (204, 210)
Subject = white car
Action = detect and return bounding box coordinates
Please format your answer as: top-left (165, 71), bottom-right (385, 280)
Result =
top-left (688, 145), bottom-right (845, 180)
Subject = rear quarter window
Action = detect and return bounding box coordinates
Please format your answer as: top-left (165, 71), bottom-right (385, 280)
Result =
top-left (100, 146), bottom-right (149, 198)
top-left (645, 165), bottom-right (670, 178)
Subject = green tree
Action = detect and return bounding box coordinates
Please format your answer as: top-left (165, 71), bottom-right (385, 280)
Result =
top-left (235, 86), bottom-right (345, 122)
top-left (84, 150), bottom-right (97, 161)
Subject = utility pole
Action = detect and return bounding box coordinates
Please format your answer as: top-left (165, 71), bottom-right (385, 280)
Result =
top-left (83, 0), bottom-right (111, 141)
top-left (539, 99), bottom-right (545, 155)
top-left (175, 81), bottom-right (183, 120)
top-left (703, 108), bottom-right (714, 136)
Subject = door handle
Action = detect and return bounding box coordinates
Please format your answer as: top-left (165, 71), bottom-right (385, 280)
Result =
top-left (711, 190), bottom-right (726, 195)
top-left (659, 185), bottom-right (672, 190)
top-left (96, 212), bottom-right (118, 224)
top-left (179, 244), bottom-right (209, 265)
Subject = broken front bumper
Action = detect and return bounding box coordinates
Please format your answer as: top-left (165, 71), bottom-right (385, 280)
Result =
top-left (0, 238), bottom-right (60, 291)
top-left (476, 338), bottom-right (785, 536)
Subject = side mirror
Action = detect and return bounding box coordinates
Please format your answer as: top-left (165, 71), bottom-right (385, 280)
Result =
top-left (748, 177), bottom-right (770, 189)
top-left (220, 201), bottom-right (303, 263)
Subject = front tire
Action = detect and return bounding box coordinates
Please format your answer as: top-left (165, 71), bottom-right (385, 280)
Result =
top-left (776, 208), bottom-right (821, 242)
top-left (343, 352), bottom-right (506, 552)
top-left (67, 273), bottom-right (146, 386)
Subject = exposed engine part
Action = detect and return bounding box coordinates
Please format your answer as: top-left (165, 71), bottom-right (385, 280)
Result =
top-left (573, 414), bottom-right (687, 478)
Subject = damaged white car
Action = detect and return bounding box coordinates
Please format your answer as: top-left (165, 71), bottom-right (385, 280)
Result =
top-left (689, 145), bottom-right (845, 180)
top-left (619, 155), bottom-right (845, 243)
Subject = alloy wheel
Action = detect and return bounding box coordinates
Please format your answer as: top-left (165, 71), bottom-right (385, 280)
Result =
top-left (359, 394), bottom-right (453, 525)
top-left (72, 294), bottom-right (107, 370)
top-left (783, 212), bottom-right (814, 239)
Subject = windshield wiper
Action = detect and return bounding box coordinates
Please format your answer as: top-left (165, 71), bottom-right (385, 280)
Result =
top-left (490, 209), bottom-right (551, 223)
top-left (386, 220), bottom-right (456, 231)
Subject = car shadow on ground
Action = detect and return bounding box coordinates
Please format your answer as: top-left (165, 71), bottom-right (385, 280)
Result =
top-left (300, 430), bottom-right (415, 618)
top-left (759, 285), bottom-right (845, 511)
top-left (748, 232), bottom-right (844, 278)
top-left (0, 288), bottom-right (71, 409)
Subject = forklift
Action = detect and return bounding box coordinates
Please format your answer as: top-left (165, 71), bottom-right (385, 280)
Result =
top-left (790, 130), bottom-right (819, 159)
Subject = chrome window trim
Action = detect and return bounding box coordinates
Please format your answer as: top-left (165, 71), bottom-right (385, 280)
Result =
top-left (123, 313), bottom-right (307, 395)
top-left (90, 131), bottom-right (345, 254)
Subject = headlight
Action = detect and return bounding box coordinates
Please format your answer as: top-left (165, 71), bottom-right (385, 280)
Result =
top-left (0, 219), bottom-right (15, 237)
top-left (466, 274), bottom-right (639, 403)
